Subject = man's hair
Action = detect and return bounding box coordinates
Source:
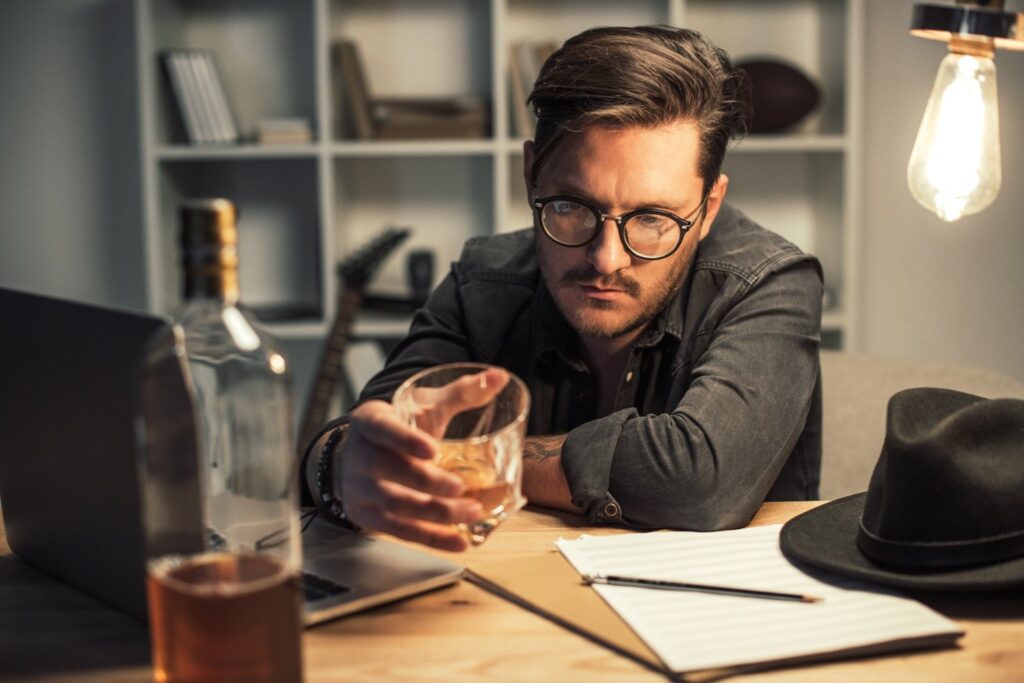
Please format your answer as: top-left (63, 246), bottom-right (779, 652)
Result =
top-left (528, 25), bottom-right (750, 196)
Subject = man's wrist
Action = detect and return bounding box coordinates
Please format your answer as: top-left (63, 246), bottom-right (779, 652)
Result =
top-left (522, 434), bottom-right (577, 511)
top-left (314, 423), bottom-right (361, 531)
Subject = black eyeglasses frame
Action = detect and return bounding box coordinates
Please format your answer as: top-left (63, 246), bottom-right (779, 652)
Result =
top-left (531, 193), bottom-right (708, 260)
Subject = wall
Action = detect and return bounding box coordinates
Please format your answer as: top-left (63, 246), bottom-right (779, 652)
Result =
top-left (859, 0), bottom-right (1024, 380)
top-left (0, 0), bottom-right (144, 311)
top-left (1, 0), bottom-right (1022, 382)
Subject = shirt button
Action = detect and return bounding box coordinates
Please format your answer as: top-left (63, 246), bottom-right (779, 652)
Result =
top-left (625, 371), bottom-right (634, 383)
top-left (603, 502), bottom-right (620, 518)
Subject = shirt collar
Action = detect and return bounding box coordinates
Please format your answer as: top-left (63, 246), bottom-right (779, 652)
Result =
top-left (534, 282), bottom-right (585, 369)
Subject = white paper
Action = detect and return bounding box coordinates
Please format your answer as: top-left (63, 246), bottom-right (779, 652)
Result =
top-left (556, 524), bottom-right (961, 673)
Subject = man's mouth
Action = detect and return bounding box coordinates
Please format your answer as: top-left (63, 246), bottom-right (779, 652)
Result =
top-left (578, 283), bottom-right (627, 300)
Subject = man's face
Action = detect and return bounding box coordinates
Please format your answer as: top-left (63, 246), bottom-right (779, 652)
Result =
top-left (526, 119), bottom-right (727, 341)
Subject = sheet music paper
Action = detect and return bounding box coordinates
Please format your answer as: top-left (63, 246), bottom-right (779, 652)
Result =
top-left (556, 524), bottom-right (962, 673)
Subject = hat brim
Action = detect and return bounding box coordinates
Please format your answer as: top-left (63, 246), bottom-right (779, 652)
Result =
top-left (779, 494), bottom-right (1024, 591)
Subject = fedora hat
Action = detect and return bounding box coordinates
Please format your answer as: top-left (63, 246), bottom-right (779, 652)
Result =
top-left (780, 387), bottom-right (1024, 591)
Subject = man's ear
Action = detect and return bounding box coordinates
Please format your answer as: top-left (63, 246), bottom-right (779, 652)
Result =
top-left (522, 140), bottom-right (535, 204)
top-left (698, 174), bottom-right (729, 241)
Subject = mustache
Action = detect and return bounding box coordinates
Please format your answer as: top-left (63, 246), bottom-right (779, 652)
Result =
top-left (559, 265), bottom-right (641, 298)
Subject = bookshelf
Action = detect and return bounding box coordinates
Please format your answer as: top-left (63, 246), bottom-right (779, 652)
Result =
top-left (137, 0), bottom-right (863, 352)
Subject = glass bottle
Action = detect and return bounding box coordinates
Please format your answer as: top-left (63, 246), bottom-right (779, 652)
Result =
top-left (137, 198), bottom-right (303, 683)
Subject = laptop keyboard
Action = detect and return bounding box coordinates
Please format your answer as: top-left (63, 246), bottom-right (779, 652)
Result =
top-left (302, 571), bottom-right (351, 603)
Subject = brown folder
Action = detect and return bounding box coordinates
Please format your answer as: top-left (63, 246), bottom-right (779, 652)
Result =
top-left (466, 553), bottom-right (667, 674)
top-left (466, 551), bottom-right (963, 682)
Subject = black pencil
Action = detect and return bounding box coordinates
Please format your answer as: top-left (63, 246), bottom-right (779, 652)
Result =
top-left (582, 574), bottom-right (822, 603)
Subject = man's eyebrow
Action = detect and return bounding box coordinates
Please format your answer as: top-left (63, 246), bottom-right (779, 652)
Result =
top-left (543, 181), bottom-right (687, 212)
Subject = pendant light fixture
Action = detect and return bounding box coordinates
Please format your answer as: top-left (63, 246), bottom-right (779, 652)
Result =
top-left (908, 1), bottom-right (1024, 221)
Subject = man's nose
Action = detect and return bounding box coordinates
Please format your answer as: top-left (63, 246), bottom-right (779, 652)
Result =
top-left (586, 219), bottom-right (632, 275)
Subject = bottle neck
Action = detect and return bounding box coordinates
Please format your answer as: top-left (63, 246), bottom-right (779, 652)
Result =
top-left (184, 266), bottom-right (240, 304)
top-left (182, 240), bottom-right (240, 304)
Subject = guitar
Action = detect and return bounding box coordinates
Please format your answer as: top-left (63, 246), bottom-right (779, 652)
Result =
top-left (297, 227), bottom-right (411, 455)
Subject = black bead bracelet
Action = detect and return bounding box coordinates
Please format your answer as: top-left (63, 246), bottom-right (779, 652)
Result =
top-left (315, 424), bottom-right (360, 531)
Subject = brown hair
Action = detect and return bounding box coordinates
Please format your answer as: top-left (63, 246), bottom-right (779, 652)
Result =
top-left (528, 26), bottom-right (750, 196)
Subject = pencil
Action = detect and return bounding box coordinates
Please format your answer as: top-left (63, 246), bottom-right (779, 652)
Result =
top-left (582, 574), bottom-right (822, 603)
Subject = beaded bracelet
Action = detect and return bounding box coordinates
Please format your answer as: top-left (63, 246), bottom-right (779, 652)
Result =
top-left (315, 424), bottom-right (360, 531)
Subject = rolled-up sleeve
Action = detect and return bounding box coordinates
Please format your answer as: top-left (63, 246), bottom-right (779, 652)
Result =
top-left (560, 258), bottom-right (823, 531)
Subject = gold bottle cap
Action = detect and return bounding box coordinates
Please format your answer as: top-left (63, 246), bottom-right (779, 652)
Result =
top-left (180, 198), bottom-right (240, 301)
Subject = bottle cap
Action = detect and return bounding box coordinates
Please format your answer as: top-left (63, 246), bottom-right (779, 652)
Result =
top-left (181, 197), bottom-right (238, 249)
top-left (180, 198), bottom-right (239, 301)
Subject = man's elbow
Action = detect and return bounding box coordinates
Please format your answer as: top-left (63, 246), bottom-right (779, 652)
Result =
top-left (621, 479), bottom-right (764, 531)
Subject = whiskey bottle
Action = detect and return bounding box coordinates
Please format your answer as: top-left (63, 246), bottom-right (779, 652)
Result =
top-left (137, 198), bottom-right (303, 683)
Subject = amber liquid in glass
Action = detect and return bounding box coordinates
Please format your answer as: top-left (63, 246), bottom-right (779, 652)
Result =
top-left (146, 552), bottom-right (303, 683)
top-left (439, 442), bottom-right (517, 544)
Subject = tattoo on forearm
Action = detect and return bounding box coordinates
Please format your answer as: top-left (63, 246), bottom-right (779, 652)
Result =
top-left (523, 434), bottom-right (566, 462)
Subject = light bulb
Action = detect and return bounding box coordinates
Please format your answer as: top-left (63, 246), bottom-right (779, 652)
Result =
top-left (907, 51), bottom-right (1000, 222)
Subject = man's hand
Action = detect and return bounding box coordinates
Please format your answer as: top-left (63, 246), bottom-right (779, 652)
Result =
top-left (334, 368), bottom-right (512, 552)
top-left (400, 367), bottom-right (509, 438)
top-left (335, 400), bottom-right (480, 551)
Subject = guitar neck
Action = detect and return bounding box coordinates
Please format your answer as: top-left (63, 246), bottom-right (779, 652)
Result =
top-left (297, 288), bottom-right (365, 454)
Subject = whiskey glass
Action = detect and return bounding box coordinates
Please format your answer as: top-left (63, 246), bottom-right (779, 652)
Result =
top-left (392, 363), bottom-right (529, 545)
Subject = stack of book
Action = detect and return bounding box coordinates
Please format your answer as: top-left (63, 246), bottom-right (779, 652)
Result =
top-left (255, 118), bottom-right (313, 145)
top-left (161, 49), bottom-right (239, 145)
top-left (333, 40), bottom-right (490, 140)
top-left (371, 96), bottom-right (488, 140)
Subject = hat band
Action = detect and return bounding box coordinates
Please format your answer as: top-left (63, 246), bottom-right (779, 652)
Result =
top-left (856, 522), bottom-right (1024, 569)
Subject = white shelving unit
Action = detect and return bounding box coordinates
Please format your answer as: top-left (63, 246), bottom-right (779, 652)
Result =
top-left (137, 0), bottom-right (862, 350)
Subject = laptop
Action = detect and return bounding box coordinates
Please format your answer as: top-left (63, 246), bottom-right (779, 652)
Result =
top-left (0, 287), bottom-right (462, 626)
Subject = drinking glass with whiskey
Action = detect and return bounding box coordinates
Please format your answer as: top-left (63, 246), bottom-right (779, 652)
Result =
top-left (392, 363), bottom-right (530, 545)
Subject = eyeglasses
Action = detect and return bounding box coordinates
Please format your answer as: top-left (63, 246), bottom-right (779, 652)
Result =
top-left (532, 193), bottom-right (707, 260)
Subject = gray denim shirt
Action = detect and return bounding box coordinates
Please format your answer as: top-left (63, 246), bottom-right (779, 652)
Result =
top-left (346, 203), bottom-right (823, 531)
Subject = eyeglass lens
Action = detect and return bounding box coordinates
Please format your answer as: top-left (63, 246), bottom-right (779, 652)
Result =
top-left (541, 199), bottom-right (682, 258)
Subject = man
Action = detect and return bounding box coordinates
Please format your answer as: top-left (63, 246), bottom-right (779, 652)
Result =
top-left (303, 26), bottom-right (823, 551)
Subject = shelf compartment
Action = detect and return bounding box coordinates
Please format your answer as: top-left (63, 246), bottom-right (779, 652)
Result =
top-left (686, 0), bottom-right (847, 135)
top-left (147, 0), bottom-right (317, 146)
top-left (506, 0), bottom-right (668, 44)
top-left (328, 0), bottom-right (492, 142)
top-left (155, 158), bottom-right (322, 326)
top-left (721, 151), bottom-right (845, 314)
top-left (503, 150), bottom-right (532, 234)
top-left (333, 156), bottom-right (494, 298)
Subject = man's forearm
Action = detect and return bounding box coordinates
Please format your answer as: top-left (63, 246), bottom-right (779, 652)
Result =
top-left (522, 435), bottom-right (580, 513)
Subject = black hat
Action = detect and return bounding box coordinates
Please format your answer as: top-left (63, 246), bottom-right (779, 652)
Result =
top-left (780, 387), bottom-right (1024, 591)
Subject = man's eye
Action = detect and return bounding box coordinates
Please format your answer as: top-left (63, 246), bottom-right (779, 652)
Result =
top-left (552, 200), bottom-right (583, 215)
top-left (635, 214), bottom-right (673, 230)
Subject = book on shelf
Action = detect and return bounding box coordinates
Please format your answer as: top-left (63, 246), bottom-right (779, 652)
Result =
top-left (333, 40), bottom-right (375, 140)
top-left (507, 45), bottom-right (531, 139)
top-left (333, 39), bottom-right (490, 141)
top-left (508, 40), bottom-right (556, 139)
top-left (160, 49), bottom-right (239, 146)
top-left (372, 96), bottom-right (489, 140)
top-left (255, 118), bottom-right (313, 145)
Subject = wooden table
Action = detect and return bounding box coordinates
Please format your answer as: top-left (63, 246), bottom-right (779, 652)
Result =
top-left (2, 502), bottom-right (1022, 682)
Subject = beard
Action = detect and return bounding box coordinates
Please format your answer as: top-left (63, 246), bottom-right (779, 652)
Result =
top-left (538, 235), bottom-right (698, 341)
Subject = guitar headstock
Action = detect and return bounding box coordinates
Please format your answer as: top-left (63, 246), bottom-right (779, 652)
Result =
top-left (338, 227), bottom-right (412, 289)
